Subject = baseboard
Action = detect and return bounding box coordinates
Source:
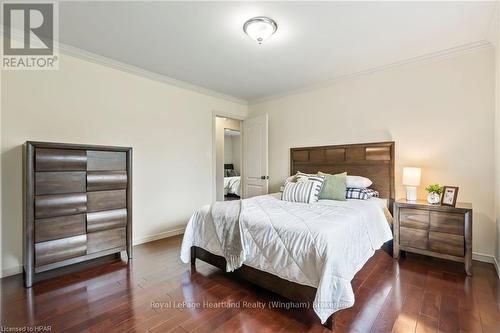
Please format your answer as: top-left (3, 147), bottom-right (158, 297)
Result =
top-left (472, 251), bottom-right (496, 263)
top-left (0, 229), bottom-right (185, 279)
top-left (472, 252), bottom-right (500, 279)
top-left (133, 227), bottom-right (185, 246)
top-left (494, 256), bottom-right (500, 279)
top-left (1, 265), bottom-right (22, 278)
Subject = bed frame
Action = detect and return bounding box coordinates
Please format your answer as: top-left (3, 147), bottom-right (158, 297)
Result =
top-left (191, 141), bottom-right (395, 330)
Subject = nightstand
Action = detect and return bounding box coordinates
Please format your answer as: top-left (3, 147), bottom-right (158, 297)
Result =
top-left (393, 199), bottom-right (472, 275)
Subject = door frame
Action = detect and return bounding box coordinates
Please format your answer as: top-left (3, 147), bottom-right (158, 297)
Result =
top-left (211, 110), bottom-right (245, 203)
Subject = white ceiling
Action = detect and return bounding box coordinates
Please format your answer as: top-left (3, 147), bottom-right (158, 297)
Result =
top-left (59, 1), bottom-right (496, 102)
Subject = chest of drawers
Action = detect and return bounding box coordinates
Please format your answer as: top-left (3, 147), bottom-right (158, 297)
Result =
top-left (24, 142), bottom-right (132, 287)
top-left (393, 199), bottom-right (472, 275)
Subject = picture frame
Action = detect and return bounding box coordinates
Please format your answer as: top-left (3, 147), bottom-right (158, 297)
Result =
top-left (441, 186), bottom-right (459, 207)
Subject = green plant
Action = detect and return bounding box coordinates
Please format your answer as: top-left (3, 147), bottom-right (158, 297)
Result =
top-left (425, 184), bottom-right (443, 194)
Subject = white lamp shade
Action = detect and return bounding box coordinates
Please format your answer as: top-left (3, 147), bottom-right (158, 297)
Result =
top-left (402, 167), bottom-right (421, 186)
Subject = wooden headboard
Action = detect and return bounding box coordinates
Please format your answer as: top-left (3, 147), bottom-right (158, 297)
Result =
top-left (290, 141), bottom-right (395, 202)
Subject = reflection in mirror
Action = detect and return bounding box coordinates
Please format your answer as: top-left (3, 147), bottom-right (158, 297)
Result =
top-left (224, 129), bottom-right (241, 200)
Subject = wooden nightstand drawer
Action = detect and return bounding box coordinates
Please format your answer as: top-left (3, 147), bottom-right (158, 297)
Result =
top-left (429, 231), bottom-right (464, 257)
top-left (399, 226), bottom-right (428, 250)
top-left (393, 199), bottom-right (472, 276)
top-left (399, 208), bottom-right (429, 230)
top-left (430, 212), bottom-right (464, 235)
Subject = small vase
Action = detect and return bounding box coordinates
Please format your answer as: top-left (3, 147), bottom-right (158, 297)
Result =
top-left (427, 192), bottom-right (440, 204)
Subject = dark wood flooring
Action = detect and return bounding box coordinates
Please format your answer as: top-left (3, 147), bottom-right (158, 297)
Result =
top-left (1, 235), bottom-right (499, 332)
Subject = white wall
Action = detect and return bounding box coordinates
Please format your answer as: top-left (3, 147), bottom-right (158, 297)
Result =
top-left (224, 135), bottom-right (234, 164)
top-left (232, 135), bottom-right (241, 173)
top-left (1, 53), bottom-right (247, 276)
top-left (249, 47), bottom-right (497, 259)
top-left (224, 134), bottom-right (241, 173)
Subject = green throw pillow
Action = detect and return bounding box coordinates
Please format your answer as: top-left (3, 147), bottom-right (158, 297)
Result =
top-left (318, 172), bottom-right (347, 201)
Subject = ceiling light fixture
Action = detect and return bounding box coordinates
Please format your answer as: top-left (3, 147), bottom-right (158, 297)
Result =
top-left (243, 16), bottom-right (278, 44)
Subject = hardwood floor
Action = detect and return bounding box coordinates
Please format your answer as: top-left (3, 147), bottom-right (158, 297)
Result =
top-left (1, 235), bottom-right (499, 332)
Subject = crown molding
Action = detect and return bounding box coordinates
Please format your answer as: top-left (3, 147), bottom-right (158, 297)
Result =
top-left (57, 42), bottom-right (248, 105)
top-left (1, 26), bottom-right (246, 104)
top-left (3, 25), bottom-right (493, 106)
top-left (249, 40), bottom-right (493, 105)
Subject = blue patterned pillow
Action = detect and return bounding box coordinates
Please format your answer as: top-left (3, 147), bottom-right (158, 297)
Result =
top-left (345, 188), bottom-right (379, 200)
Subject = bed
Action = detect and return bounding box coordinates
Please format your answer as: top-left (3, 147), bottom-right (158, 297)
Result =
top-left (181, 141), bottom-right (395, 329)
top-left (223, 176), bottom-right (241, 197)
top-left (224, 164), bottom-right (241, 198)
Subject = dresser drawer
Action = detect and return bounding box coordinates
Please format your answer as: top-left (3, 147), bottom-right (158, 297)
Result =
top-left (35, 214), bottom-right (86, 243)
top-left (35, 171), bottom-right (86, 195)
top-left (429, 231), bottom-right (464, 257)
top-left (399, 208), bottom-right (429, 230)
top-left (35, 193), bottom-right (87, 219)
top-left (87, 227), bottom-right (126, 254)
top-left (87, 151), bottom-right (126, 171)
top-left (35, 234), bottom-right (87, 267)
top-left (87, 171), bottom-right (127, 191)
top-left (87, 209), bottom-right (127, 232)
top-left (35, 148), bottom-right (86, 171)
top-left (399, 226), bottom-right (428, 250)
top-left (87, 190), bottom-right (127, 212)
top-left (430, 212), bottom-right (464, 236)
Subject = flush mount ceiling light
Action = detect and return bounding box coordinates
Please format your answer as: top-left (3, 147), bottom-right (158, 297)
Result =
top-left (243, 16), bottom-right (278, 44)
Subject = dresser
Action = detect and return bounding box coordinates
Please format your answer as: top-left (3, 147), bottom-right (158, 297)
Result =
top-left (24, 141), bottom-right (132, 287)
top-left (393, 199), bottom-right (472, 275)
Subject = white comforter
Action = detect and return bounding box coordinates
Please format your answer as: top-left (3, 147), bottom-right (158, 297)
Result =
top-left (180, 193), bottom-right (392, 323)
top-left (224, 176), bottom-right (241, 196)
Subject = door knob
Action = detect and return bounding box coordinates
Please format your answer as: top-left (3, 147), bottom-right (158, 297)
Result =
top-left (260, 176), bottom-right (269, 180)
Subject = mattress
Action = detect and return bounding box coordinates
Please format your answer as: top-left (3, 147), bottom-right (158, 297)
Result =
top-left (223, 176), bottom-right (241, 196)
top-left (180, 193), bottom-right (393, 323)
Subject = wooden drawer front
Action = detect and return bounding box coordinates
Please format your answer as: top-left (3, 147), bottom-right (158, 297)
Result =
top-left (87, 190), bottom-right (126, 212)
top-left (87, 151), bottom-right (126, 171)
top-left (35, 193), bottom-right (87, 218)
top-left (399, 208), bottom-right (429, 230)
top-left (87, 227), bottom-right (126, 254)
top-left (35, 171), bottom-right (86, 195)
top-left (87, 209), bottom-right (127, 233)
top-left (35, 234), bottom-right (87, 267)
top-left (35, 148), bottom-right (86, 171)
top-left (35, 214), bottom-right (86, 243)
top-left (400, 226), bottom-right (428, 250)
top-left (87, 171), bottom-right (127, 191)
top-left (429, 231), bottom-right (464, 257)
top-left (430, 212), bottom-right (464, 236)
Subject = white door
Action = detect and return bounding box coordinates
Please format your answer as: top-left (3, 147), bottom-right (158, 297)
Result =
top-left (242, 114), bottom-right (268, 198)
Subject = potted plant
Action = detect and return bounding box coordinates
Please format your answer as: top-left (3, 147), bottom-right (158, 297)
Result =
top-left (425, 184), bottom-right (443, 204)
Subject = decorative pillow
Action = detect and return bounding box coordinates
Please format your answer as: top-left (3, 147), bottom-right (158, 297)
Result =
top-left (295, 171), bottom-right (325, 181)
top-left (285, 175), bottom-right (297, 184)
top-left (227, 169), bottom-right (239, 177)
top-left (346, 175), bottom-right (373, 189)
top-left (282, 178), bottom-right (324, 203)
top-left (318, 172), bottom-right (347, 201)
top-left (345, 188), bottom-right (379, 200)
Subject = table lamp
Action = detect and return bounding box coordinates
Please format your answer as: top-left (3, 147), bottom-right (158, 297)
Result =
top-left (403, 167), bottom-right (421, 201)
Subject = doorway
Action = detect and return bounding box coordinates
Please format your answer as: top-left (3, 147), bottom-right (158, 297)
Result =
top-left (215, 116), bottom-right (242, 201)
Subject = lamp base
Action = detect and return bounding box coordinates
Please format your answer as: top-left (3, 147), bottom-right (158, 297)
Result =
top-left (406, 186), bottom-right (417, 202)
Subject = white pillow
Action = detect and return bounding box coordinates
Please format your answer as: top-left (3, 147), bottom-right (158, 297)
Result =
top-left (282, 178), bottom-right (324, 203)
top-left (346, 175), bottom-right (372, 188)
